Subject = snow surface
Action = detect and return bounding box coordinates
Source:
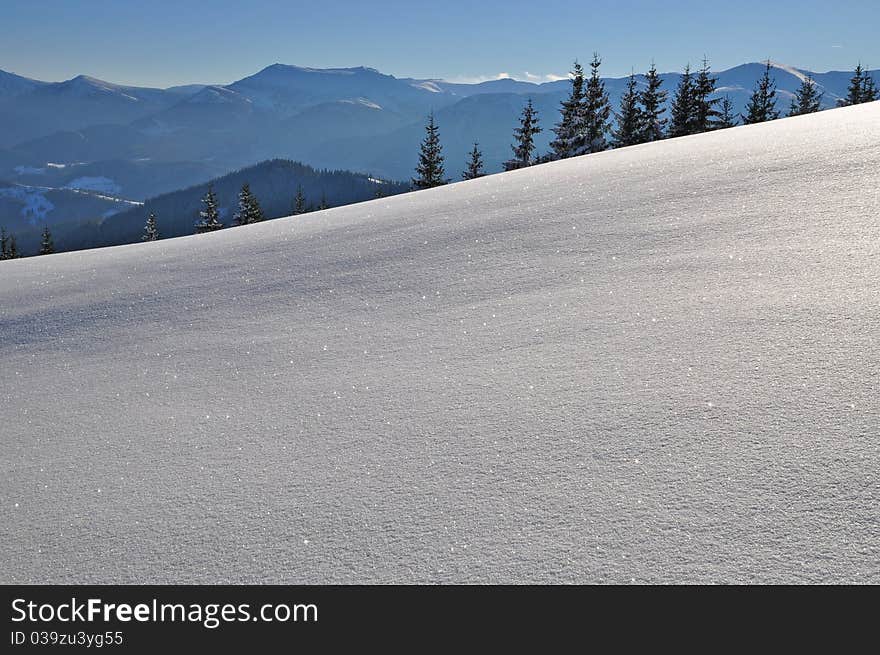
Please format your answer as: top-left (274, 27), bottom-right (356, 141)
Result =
top-left (1, 104), bottom-right (879, 584)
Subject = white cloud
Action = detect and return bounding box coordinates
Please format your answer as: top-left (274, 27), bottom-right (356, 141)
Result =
top-left (445, 71), bottom-right (565, 85)
top-left (525, 71), bottom-right (568, 83)
top-left (443, 72), bottom-right (509, 84)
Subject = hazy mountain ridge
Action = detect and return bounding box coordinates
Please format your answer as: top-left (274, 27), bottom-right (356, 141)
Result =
top-left (0, 61), bottom-right (875, 205)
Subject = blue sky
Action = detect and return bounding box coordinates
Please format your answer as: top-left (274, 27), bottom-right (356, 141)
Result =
top-left (2, 0), bottom-right (878, 87)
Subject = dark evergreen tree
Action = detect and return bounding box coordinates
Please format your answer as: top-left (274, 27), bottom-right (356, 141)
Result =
top-left (293, 185), bottom-right (307, 214)
top-left (318, 193), bottom-right (329, 210)
top-left (412, 112), bottom-right (447, 189)
top-left (638, 62), bottom-right (667, 142)
top-left (194, 186), bottom-right (223, 233)
top-left (8, 235), bottom-right (18, 259)
top-left (861, 71), bottom-right (878, 102)
top-left (584, 53), bottom-right (611, 153)
top-left (462, 142), bottom-right (485, 179)
top-left (668, 64), bottom-right (695, 137)
top-left (142, 212), bottom-right (159, 241)
top-left (743, 61), bottom-right (780, 124)
top-left (550, 60), bottom-right (587, 159)
top-left (842, 63), bottom-right (866, 106)
top-left (788, 75), bottom-right (823, 116)
top-left (39, 225), bottom-right (54, 255)
top-left (612, 73), bottom-right (643, 148)
top-left (504, 98), bottom-right (542, 171)
top-left (717, 96), bottom-right (738, 128)
top-left (692, 57), bottom-right (720, 133)
top-left (0, 227), bottom-right (8, 259)
top-left (233, 183), bottom-right (264, 225)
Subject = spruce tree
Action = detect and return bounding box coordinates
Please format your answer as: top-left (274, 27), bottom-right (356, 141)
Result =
top-left (233, 183), bottom-right (264, 226)
top-left (142, 212), bottom-right (159, 241)
top-left (692, 57), bottom-right (720, 133)
top-left (861, 71), bottom-right (878, 102)
top-left (462, 142), bottom-right (485, 180)
top-left (584, 53), bottom-right (611, 153)
top-left (743, 61), bottom-right (780, 124)
top-left (0, 226), bottom-right (8, 259)
top-left (788, 75), bottom-right (822, 116)
top-left (638, 62), bottom-right (668, 142)
top-left (717, 96), bottom-right (738, 129)
top-left (550, 60), bottom-right (587, 159)
top-left (194, 186), bottom-right (223, 233)
top-left (293, 185), bottom-right (307, 214)
top-left (8, 235), bottom-right (18, 259)
top-left (843, 63), bottom-right (866, 106)
top-left (412, 112), bottom-right (447, 189)
top-left (234, 184), bottom-right (251, 225)
top-left (39, 225), bottom-right (54, 255)
top-left (248, 188), bottom-right (265, 223)
top-left (612, 73), bottom-right (643, 148)
top-left (504, 98), bottom-right (542, 171)
top-left (668, 64), bottom-right (695, 137)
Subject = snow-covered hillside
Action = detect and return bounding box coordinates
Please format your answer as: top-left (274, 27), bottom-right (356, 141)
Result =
top-left (1, 104), bottom-right (878, 584)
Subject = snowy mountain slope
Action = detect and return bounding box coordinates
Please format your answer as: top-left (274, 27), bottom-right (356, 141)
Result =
top-left (0, 69), bottom-right (47, 98)
top-left (1, 103), bottom-right (879, 584)
top-left (0, 73), bottom-right (182, 148)
top-left (227, 64), bottom-right (458, 117)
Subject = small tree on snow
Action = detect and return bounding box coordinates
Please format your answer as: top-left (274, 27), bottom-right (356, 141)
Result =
top-left (842, 63), bottom-right (866, 106)
top-left (412, 113), bottom-right (447, 189)
top-left (668, 64), bottom-right (695, 137)
top-left (789, 76), bottom-right (822, 116)
top-left (142, 212), bottom-right (159, 241)
top-left (462, 142), bottom-right (485, 180)
top-left (39, 225), bottom-right (54, 255)
top-left (861, 71), bottom-right (878, 103)
top-left (638, 62), bottom-right (668, 142)
top-left (233, 183), bottom-right (264, 226)
top-left (612, 73), bottom-right (643, 148)
top-left (717, 96), bottom-right (738, 128)
top-left (743, 61), bottom-right (780, 124)
top-left (293, 185), bottom-right (307, 214)
top-left (584, 53), bottom-right (612, 153)
top-left (195, 186), bottom-right (223, 233)
top-left (504, 98), bottom-right (542, 171)
top-left (550, 60), bottom-right (587, 159)
top-left (0, 227), bottom-right (17, 259)
top-left (692, 57), bottom-right (720, 133)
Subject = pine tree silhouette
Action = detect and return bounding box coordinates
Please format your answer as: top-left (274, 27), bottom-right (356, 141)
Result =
top-left (504, 99), bottom-right (542, 171)
top-left (462, 142), bottom-right (485, 180)
top-left (412, 113), bottom-right (447, 189)
top-left (613, 73), bottom-right (643, 148)
top-left (743, 61), bottom-right (780, 124)
top-left (142, 212), bottom-right (159, 241)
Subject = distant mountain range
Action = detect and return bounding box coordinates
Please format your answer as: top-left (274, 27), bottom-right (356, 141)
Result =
top-left (0, 61), bottom-right (876, 226)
